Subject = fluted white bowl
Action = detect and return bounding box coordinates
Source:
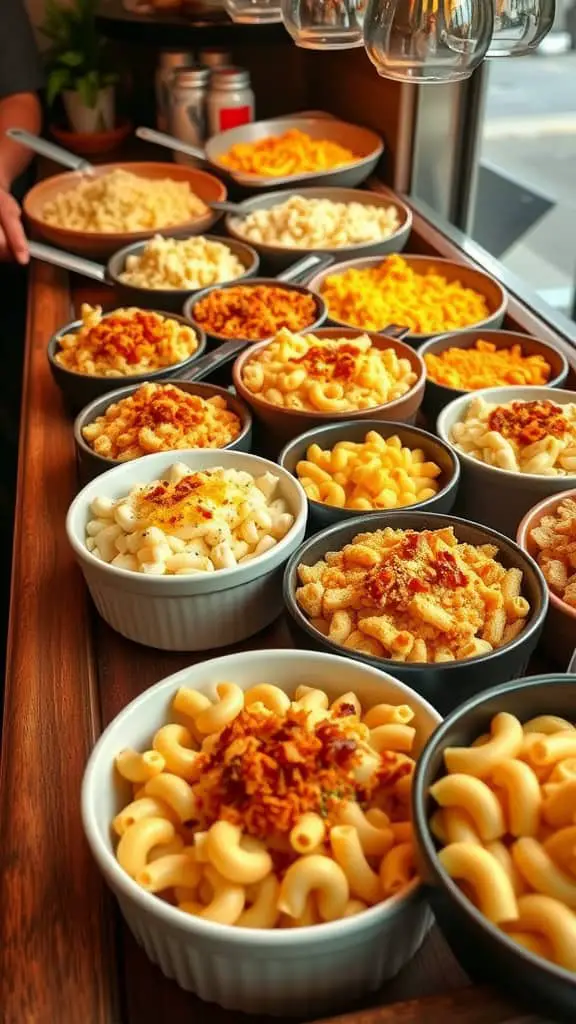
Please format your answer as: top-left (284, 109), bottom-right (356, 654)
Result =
top-left (81, 649), bottom-right (441, 1016)
top-left (66, 449), bottom-right (307, 650)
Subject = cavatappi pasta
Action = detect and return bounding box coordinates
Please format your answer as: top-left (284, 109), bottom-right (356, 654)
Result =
top-left (41, 169), bottom-right (207, 233)
top-left (85, 462), bottom-right (295, 574)
top-left (218, 129), bottom-right (357, 178)
top-left (295, 526), bottom-right (531, 664)
top-left (319, 255), bottom-right (490, 335)
top-left (81, 383), bottom-right (242, 461)
top-left (529, 497), bottom-right (576, 609)
top-left (430, 711), bottom-right (576, 973)
top-left (450, 397), bottom-right (576, 476)
top-left (232, 195), bottom-right (400, 249)
top-left (55, 305), bottom-right (199, 377)
top-left (240, 329), bottom-right (417, 413)
top-left (118, 235), bottom-right (245, 291)
top-left (296, 430), bottom-right (442, 510)
top-left (113, 680), bottom-right (421, 928)
top-left (424, 340), bottom-right (552, 391)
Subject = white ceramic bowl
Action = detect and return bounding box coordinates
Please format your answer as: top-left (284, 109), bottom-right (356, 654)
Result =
top-left (66, 450), bottom-right (307, 650)
top-left (437, 385), bottom-right (576, 538)
top-left (81, 649), bottom-right (440, 1016)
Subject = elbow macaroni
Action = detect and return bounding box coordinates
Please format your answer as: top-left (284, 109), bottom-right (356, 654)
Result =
top-left (529, 496), bottom-right (576, 611)
top-left (113, 680), bottom-right (421, 929)
top-left (430, 710), bottom-right (576, 973)
top-left (85, 462), bottom-right (295, 575)
top-left (232, 195), bottom-right (400, 250)
top-left (296, 430), bottom-right (441, 511)
top-left (240, 329), bottom-right (417, 414)
top-left (119, 234), bottom-right (245, 290)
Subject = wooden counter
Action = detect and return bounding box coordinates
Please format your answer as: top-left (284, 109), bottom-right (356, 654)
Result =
top-left (0, 199), bottom-right (573, 1024)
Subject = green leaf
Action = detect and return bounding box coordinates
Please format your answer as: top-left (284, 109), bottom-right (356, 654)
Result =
top-left (77, 73), bottom-right (98, 109)
top-left (58, 50), bottom-right (84, 67)
top-left (46, 66), bottom-right (72, 106)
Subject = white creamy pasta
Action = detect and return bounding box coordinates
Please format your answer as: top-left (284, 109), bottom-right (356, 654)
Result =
top-left (119, 235), bottom-right (245, 290)
top-left (85, 463), bottom-right (295, 575)
top-left (232, 196), bottom-right (401, 249)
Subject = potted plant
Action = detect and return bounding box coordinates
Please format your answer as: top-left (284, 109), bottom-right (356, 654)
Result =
top-left (41, 0), bottom-right (119, 134)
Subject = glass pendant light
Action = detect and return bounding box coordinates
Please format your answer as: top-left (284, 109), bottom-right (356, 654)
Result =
top-left (363, 0), bottom-right (494, 82)
top-left (281, 0), bottom-right (366, 49)
top-left (225, 0), bottom-right (283, 23)
top-left (487, 0), bottom-right (555, 55)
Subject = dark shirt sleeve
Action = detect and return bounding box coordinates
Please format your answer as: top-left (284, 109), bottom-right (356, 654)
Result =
top-left (0, 0), bottom-right (43, 100)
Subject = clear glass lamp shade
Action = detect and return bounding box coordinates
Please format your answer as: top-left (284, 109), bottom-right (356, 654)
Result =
top-left (363, 0), bottom-right (494, 82)
top-left (487, 0), bottom-right (555, 56)
top-left (225, 0), bottom-right (283, 22)
top-left (280, 0), bottom-right (366, 49)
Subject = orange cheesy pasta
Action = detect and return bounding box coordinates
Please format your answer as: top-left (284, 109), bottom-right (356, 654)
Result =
top-left (218, 129), bottom-right (357, 178)
top-left (425, 340), bottom-right (552, 391)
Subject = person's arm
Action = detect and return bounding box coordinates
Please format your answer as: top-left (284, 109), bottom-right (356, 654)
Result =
top-left (0, 0), bottom-right (44, 264)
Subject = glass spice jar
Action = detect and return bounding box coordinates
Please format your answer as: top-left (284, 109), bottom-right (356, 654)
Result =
top-left (207, 66), bottom-right (255, 135)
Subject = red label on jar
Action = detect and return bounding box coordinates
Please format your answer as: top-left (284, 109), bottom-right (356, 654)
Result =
top-left (219, 105), bottom-right (252, 131)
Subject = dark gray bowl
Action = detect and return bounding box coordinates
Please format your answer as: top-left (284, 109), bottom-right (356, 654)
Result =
top-left (412, 674), bottom-right (576, 1021)
top-left (278, 420), bottom-right (460, 532)
top-left (74, 380), bottom-right (253, 484)
top-left (418, 328), bottom-right (570, 422)
top-left (224, 187), bottom-right (412, 274)
top-left (48, 310), bottom-right (207, 416)
top-left (107, 234), bottom-right (260, 312)
top-left (283, 511), bottom-right (548, 715)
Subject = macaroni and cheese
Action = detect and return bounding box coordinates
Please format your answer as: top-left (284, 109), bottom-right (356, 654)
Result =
top-left (232, 196), bottom-right (400, 249)
top-left (82, 383), bottom-right (242, 461)
top-left (118, 235), bottom-right (245, 291)
top-left (192, 285), bottom-right (318, 341)
top-left (240, 329), bottom-right (418, 413)
top-left (430, 710), bottom-right (576, 972)
top-left (296, 526), bottom-right (531, 663)
top-left (450, 397), bottom-right (576, 476)
top-left (85, 462), bottom-right (295, 574)
top-left (320, 255), bottom-right (490, 335)
top-left (529, 497), bottom-right (576, 609)
top-left (113, 680), bottom-right (420, 928)
top-left (296, 430), bottom-right (441, 510)
top-left (55, 305), bottom-right (199, 377)
top-left (41, 169), bottom-right (207, 233)
top-left (425, 340), bottom-right (552, 392)
top-left (219, 129), bottom-right (357, 178)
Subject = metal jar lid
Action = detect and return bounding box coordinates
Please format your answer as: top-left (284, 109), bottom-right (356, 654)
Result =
top-left (159, 50), bottom-right (194, 70)
top-left (210, 66), bottom-right (251, 90)
top-left (173, 66), bottom-right (211, 87)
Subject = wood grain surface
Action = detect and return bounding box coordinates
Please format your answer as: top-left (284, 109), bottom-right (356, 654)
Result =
top-left (0, 207), bottom-right (569, 1023)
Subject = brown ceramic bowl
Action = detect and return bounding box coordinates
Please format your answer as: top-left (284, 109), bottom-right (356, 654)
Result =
top-left (307, 254), bottom-right (508, 345)
top-left (418, 328), bottom-right (570, 421)
top-left (517, 488), bottom-right (576, 668)
top-left (232, 327), bottom-right (426, 447)
top-left (24, 161), bottom-right (227, 258)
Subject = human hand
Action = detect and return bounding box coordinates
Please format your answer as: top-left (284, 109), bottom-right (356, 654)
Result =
top-left (0, 187), bottom-right (29, 264)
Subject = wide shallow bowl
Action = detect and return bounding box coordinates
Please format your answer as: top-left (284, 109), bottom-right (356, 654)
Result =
top-left (517, 488), bottom-right (576, 669)
top-left (437, 385), bottom-right (576, 539)
top-left (224, 187), bottom-right (412, 273)
top-left (306, 255), bottom-right (507, 345)
top-left (283, 511), bottom-right (548, 715)
top-left (82, 648), bottom-right (440, 1015)
top-left (24, 161), bottom-right (227, 258)
top-left (278, 419), bottom-right (460, 531)
top-left (66, 449), bottom-right (307, 650)
top-left (418, 329), bottom-right (569, 422)
top-left (233, 328), bottom-right (426, 449)
top-left (412, 674), bottom-right (576, 1022)
top-left (106, 234), bottom-right (260, 313)
top-left (48, 310), bottom-right (207, 415)
top-left (74, 380), bottom-right (253, 484)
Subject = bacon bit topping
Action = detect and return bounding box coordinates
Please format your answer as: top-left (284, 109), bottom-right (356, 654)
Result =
top-left (191, 706), bottom-right (402, 847)
top-left (296, 343), bottom-right (359, 381)
top-left (133, 468), bottom-right (251, 529)
top-left (488, 400), bottom-right (569, 446)
top-left (86, 310), bottom-right (185, 365)
top-left (363, 530), bottom-right (469, 610)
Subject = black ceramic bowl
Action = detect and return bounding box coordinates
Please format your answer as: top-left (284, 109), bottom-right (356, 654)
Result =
top-left (48, 310), bottom-right (207, 415)
top-left (283, 511), bottom-right (548, 715)
top-left (278, 420), bottom-right (460, 532)
top-left (412, 674), bottom-right (576, 1021)
top-left (74, 380), bottom-right (253, 484)
top-left (418, 328), bottom-right (570, 422)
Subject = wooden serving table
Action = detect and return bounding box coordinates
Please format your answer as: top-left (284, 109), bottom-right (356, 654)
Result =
top-left (1, 198), bottom-right (573, 1024)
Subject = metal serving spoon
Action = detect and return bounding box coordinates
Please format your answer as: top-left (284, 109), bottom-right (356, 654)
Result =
top-left (7, 127), bottom-right (95, 173)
